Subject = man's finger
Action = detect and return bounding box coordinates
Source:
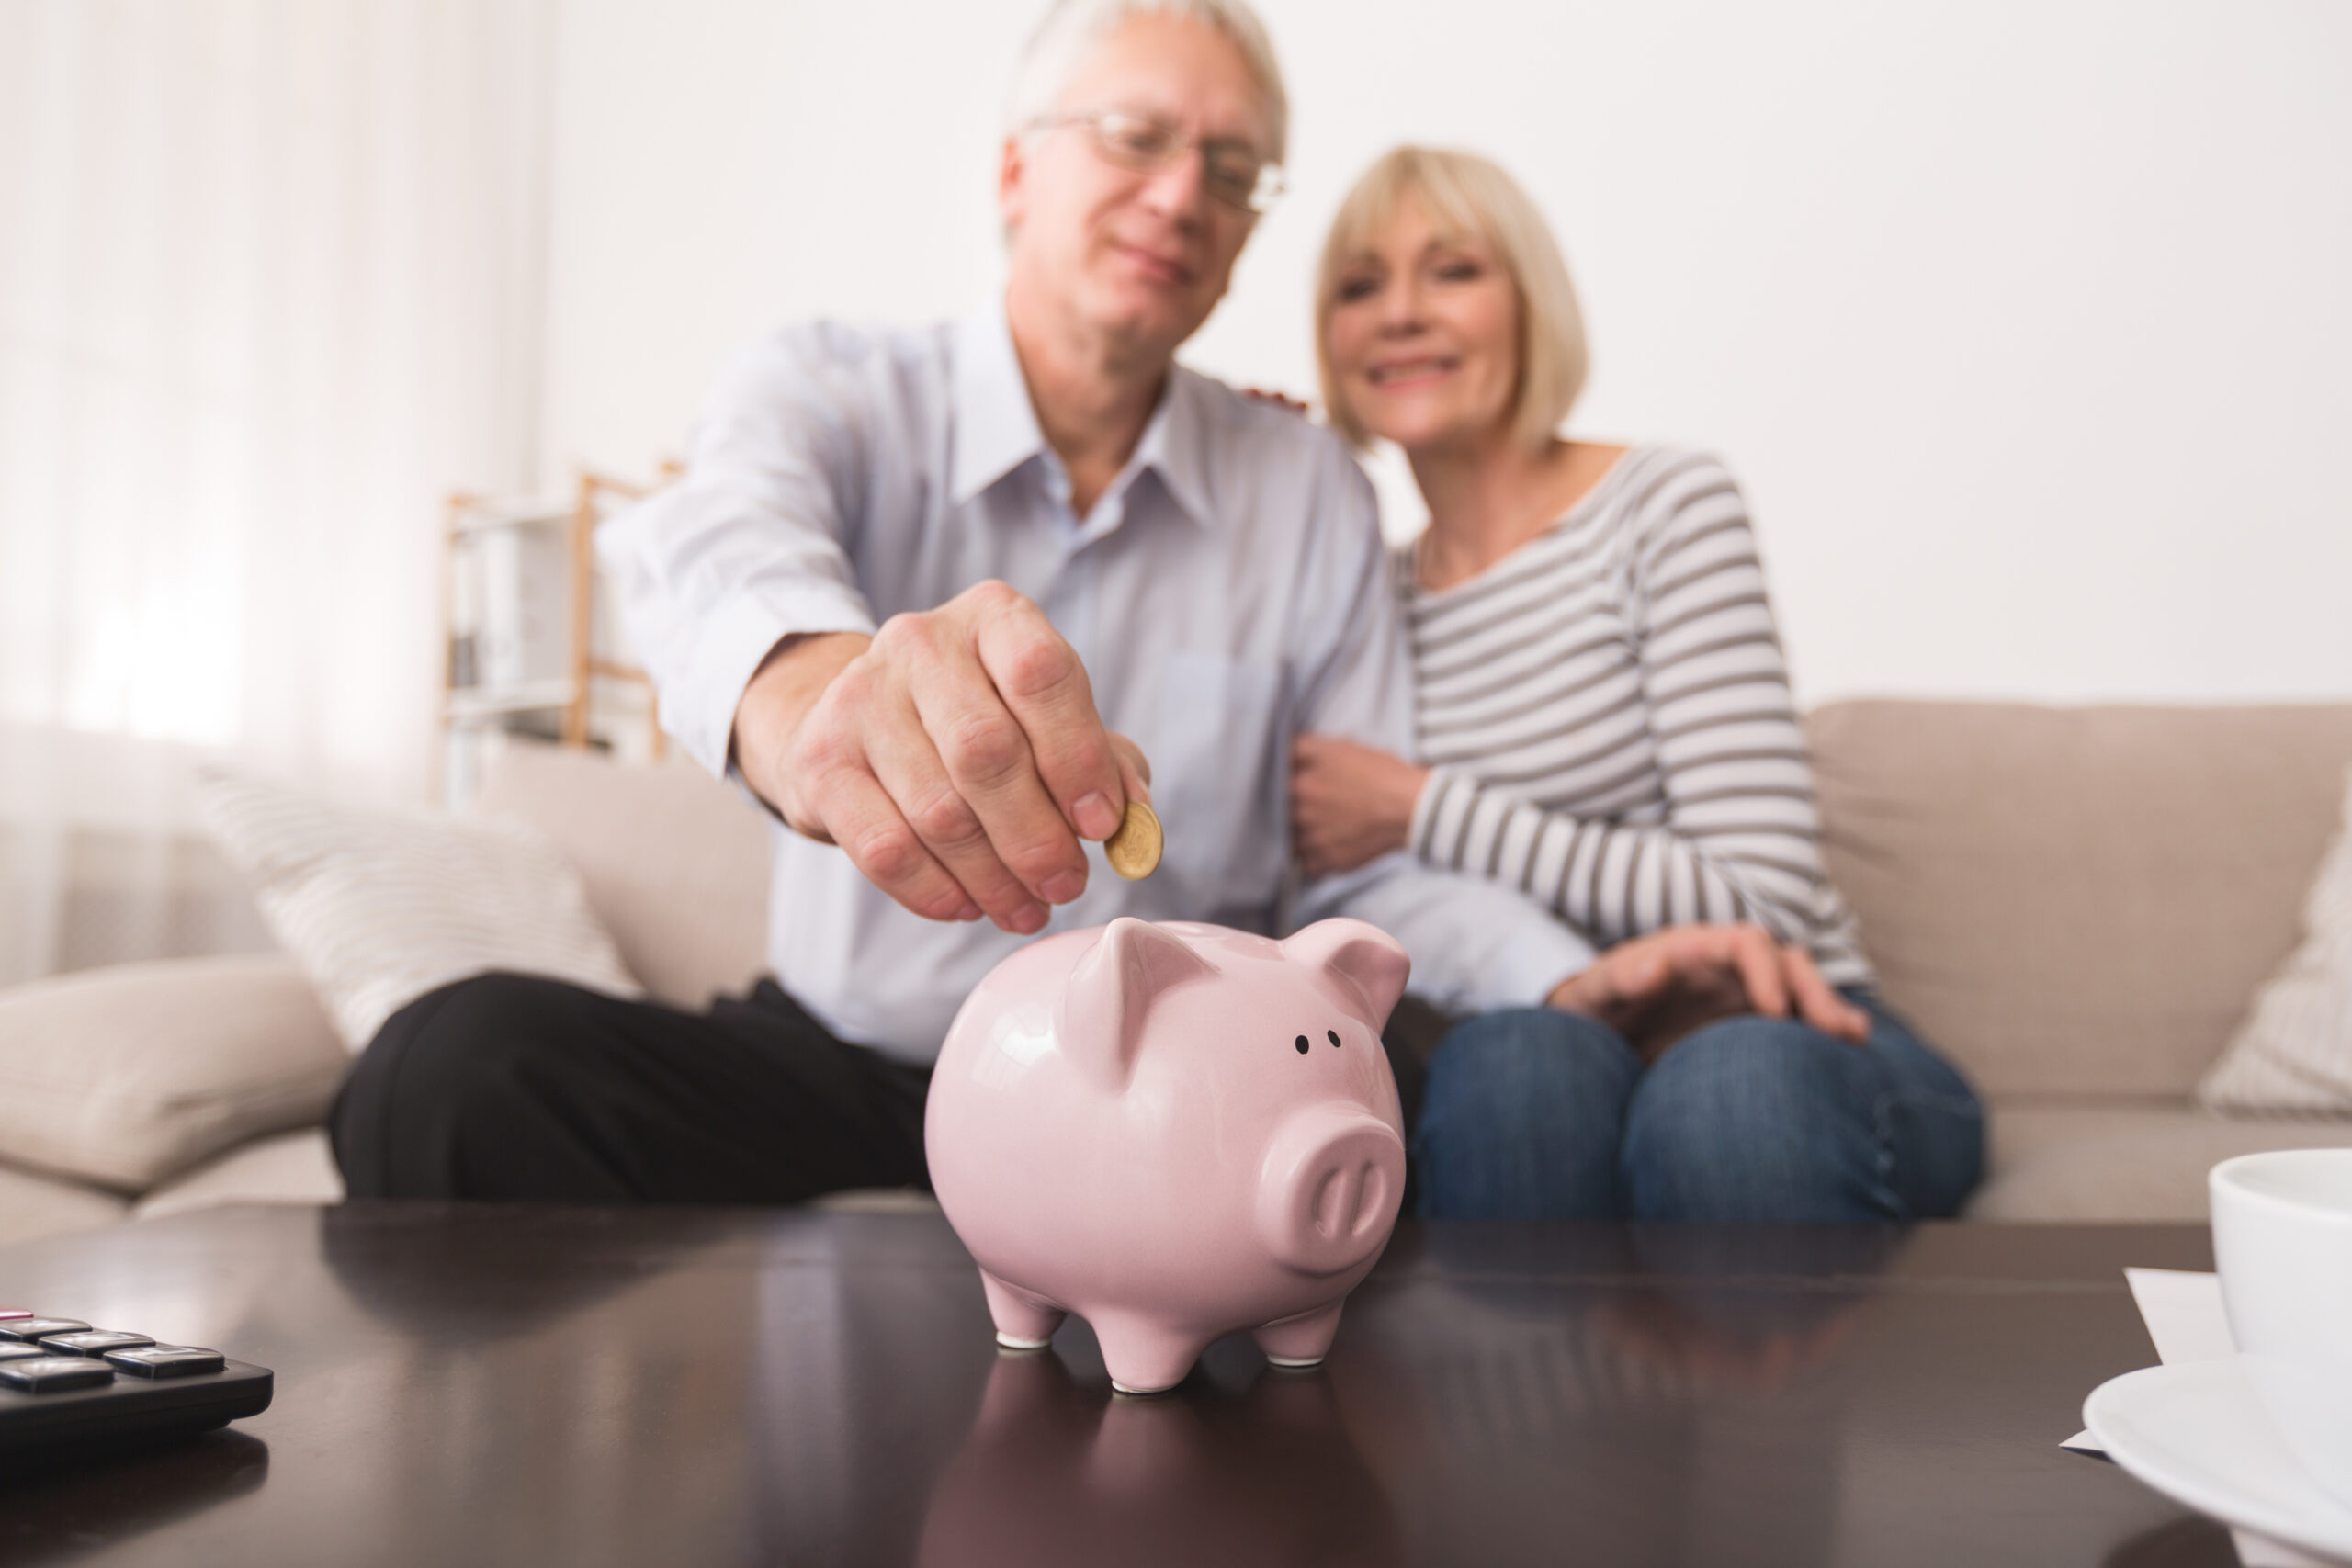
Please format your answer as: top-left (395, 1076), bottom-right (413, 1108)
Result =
top-left (1108, 732), bottom-right (1152, 799)
top-left (812, 765), bottom-right (981, 925)
top-left (888, 610), bottom-right (1100, 914)
top-left (862, 680), bottom-right (1052, 933)
top-left (1729, 925), bottom-right (1790, 1018)
top-left (968, 587), bottom-right (1127, 843)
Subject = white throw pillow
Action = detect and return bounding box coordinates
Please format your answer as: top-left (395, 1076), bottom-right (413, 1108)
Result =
top-left (0, 953), bottom-right (346, 1192)
top-left (197, 770), bottom-right (642, 1050)
top-left (2200, 768), bottom-right (2352, 1113)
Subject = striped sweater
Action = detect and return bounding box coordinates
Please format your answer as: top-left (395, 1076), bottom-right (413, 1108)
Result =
top-left (1403, 446), bottom-right (1871, 986)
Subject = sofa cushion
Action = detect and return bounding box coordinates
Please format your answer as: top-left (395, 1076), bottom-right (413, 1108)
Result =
top-left (0, 953), bottom-right (346, 1192)
top-left (198, 769), bottom-right (642, 1048)
top-left (1969, 1100), bottom-right (2352, 1222)
top-left (474, 743), bottom-right (771, 1010)
top-left (0, 1161), bottom-right (130, 1248)
top-left (135, 1128), bottom-right (345, 1221)
top-left (2199, 768), bottom-right (2352, 1111)
top-left (1808, 701), bottom-right (2352, 1100)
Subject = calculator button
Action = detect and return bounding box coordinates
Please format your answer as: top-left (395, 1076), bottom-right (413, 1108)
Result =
top-left (0, 1357), bottom-right (113, 1393)
top-left (0, 1345), bottom-right (46, 1362)
top-left (39, 1330), bottom-right (153, 1358)
top-left (103, 1345), bottom-right (226, 1379)
top-left (0, 1318), bottom-right (88, 1342)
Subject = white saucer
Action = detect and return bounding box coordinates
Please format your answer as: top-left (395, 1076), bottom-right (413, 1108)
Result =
top-left (2086, 1359), bottom-right (2352, 1564)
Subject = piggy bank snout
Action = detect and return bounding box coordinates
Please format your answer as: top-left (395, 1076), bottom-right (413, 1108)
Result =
top-left (1257, 1106), bottom-right (1406, 1277)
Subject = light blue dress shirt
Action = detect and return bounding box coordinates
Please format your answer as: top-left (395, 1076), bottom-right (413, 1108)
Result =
top-left (598, 304), bottom-right (1594, 1062)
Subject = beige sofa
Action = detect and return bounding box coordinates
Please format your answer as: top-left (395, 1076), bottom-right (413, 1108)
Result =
top-left (2, 699), bottom-right (2347, 1246)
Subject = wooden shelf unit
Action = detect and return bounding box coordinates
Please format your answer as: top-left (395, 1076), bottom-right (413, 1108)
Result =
top-left (438, 466), bottom-right (675, 804)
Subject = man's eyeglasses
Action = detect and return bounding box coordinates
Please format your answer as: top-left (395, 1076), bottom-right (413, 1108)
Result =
top-left (1035, 109), bottom-right (1285, 215)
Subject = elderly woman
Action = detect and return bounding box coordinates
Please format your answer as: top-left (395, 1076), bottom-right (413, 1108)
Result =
top-left (1292, 147), bottom-right (1983, 1223)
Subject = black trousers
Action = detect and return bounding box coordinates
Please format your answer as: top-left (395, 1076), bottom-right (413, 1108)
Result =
top-left (334, 971), bottom-right (1438, 1204)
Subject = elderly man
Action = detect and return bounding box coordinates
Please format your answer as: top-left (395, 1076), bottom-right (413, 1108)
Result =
top-left (329, 0), bottom-right (1735, 1203)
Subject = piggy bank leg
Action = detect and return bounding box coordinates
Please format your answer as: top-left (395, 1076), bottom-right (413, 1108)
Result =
top-left (1253, 1301), bottom-right (1345, 1370)
top-left (979, 1269), bottom-right (1067, 1350)
top-left (1090, 1314), bottom-right (1205, 1396)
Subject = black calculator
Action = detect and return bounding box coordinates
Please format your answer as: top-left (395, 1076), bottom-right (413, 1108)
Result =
top-left (0, 1307), bottom-right (272, 1451)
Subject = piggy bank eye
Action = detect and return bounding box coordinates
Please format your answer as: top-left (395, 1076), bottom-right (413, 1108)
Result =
top-left (1327, 1030), bottom-right (1342, 1048)
top-left (1293, 1034), bottom-right (1310, 1055)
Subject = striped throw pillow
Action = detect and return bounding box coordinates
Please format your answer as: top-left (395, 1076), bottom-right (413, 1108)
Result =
top-left (197, 770), bottom-right (642, 1051)
top-left (2199, 769), bottom-right (2352, 1113)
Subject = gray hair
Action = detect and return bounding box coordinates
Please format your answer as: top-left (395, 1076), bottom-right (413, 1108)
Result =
top-left (1006, 0), bottom-right (1289, 164)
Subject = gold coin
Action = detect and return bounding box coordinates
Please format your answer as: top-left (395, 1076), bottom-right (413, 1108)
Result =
top-left (1104, 799), bottom-right (1163, 880)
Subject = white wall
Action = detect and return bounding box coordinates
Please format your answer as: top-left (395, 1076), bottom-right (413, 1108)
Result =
top-left (541, 0), bottom-right (2352, 705)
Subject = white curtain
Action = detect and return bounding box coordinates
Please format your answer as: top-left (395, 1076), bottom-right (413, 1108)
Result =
top-left (0, 0), bottom-right (553, 984)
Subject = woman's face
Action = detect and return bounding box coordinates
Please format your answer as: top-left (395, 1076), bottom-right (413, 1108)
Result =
top-left (1325, 198), bottom-right (1521, 454)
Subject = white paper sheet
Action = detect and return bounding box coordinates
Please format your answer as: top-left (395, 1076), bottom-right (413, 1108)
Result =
top-left (2126, 1268), bottom-right (2241, 1366)
top-left (2066, 1267), bottom-right (2329, 1568)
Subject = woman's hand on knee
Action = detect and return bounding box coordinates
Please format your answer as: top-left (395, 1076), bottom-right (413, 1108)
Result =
top-left (1545, 925), bottom-right (1869, 1060)
top-left (1545, 929), bottom-right (1743, 1059)
top-left (1772, 940), bottom-right (1871, 1043)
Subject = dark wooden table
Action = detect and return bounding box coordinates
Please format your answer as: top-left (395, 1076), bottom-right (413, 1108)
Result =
top-left (0, 1206), bottom-right (2232, 1566)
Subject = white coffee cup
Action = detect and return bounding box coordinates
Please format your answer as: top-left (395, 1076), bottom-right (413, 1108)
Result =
top-left (2211, 1149), bottom-right (2352, 1504)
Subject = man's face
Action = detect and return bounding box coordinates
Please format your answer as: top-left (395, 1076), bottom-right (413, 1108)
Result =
top-left (1001, 13), bottom-right (1272, 361)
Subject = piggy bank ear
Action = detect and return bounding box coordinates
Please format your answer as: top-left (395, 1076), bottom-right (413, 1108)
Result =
top-left (1057, 919), bottom-right (1216, 1090)
top-left (1280, 919), bottom-right (1410, 1027)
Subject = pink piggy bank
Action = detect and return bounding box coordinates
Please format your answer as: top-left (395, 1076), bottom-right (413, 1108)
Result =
top-left (925, 917), bottom-right (1411, 1395)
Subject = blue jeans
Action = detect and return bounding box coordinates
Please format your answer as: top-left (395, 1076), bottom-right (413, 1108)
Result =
top-left (1413, 991), bottom-right (1984, 1222)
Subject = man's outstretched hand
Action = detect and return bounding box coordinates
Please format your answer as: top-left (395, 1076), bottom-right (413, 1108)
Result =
top-left (1545, 924), bottom-right (1870, 1063)
top-left (729, 581), bottom-right (1150, 935)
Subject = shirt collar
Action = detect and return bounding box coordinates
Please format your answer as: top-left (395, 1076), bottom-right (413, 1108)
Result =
top-left (949, 301), bottom-right (1046, 506)
top-left (1129, 370), bottom-right (1216, 533)
top-left (949, 299), bottom-right (1215, 531)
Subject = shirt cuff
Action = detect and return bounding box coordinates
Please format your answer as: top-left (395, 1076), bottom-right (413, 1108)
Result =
top-left (662, 586), bottom-right (876, 778)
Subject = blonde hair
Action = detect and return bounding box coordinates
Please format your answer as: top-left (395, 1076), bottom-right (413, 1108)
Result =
top-left (1316, 147), bottom-right (1588, 451)
top-left (1008, 0), bottom-right (1288, 164)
